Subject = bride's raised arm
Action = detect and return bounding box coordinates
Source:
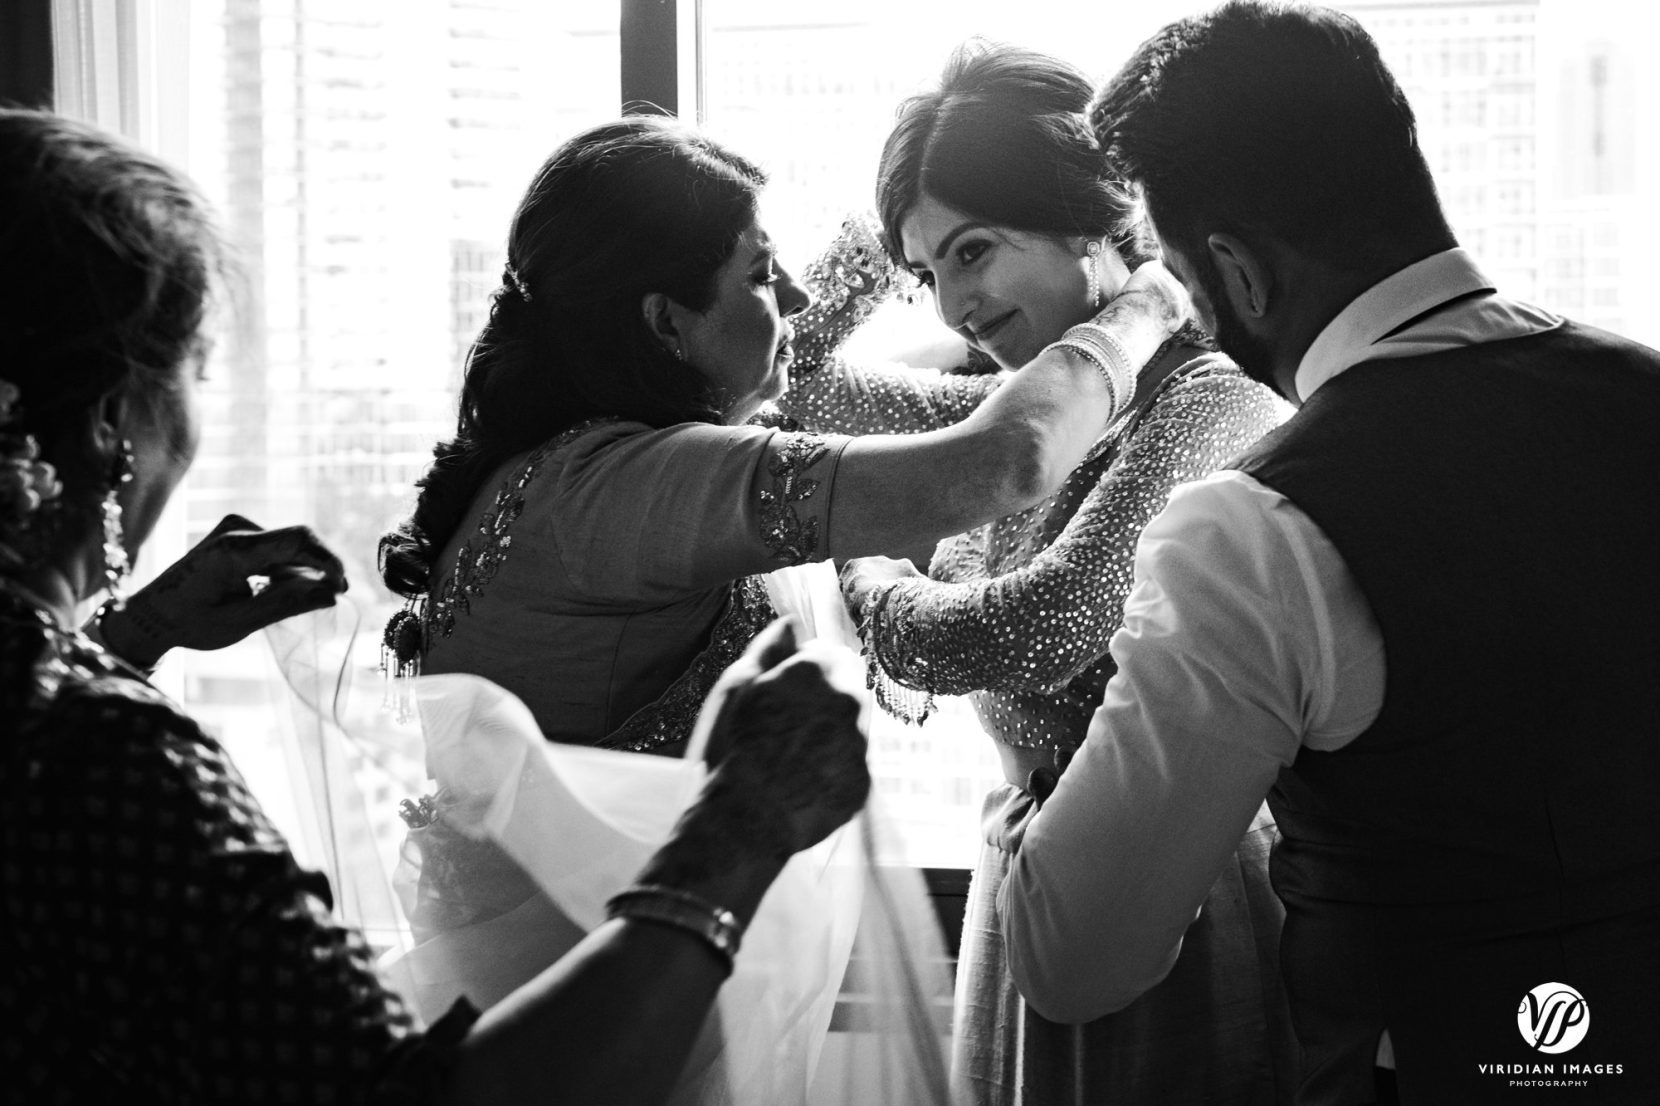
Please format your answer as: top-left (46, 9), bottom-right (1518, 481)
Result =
top-left (776, 213), bottom-right (998, 436)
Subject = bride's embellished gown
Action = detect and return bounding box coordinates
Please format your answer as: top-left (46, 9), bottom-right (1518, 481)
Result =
top-left (778, 232), bottom-right (1299, 1105)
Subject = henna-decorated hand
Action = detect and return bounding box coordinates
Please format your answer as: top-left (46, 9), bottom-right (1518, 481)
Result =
top-left (689, 619), bottom-right (872, 854)
top-left (100, 513), bottom-right (348, 668)
top-left (635, 620), bottom-right (869, 922)
top-left (1112, 259), bottom-right (1190, 334)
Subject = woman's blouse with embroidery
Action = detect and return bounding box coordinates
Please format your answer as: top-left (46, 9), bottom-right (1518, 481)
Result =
top-left (0, 589), bottom-right (477, 1103)
top-left (787, 343), bottom-right (1288, 749)
top-left (416, 419), bottom-right (847, 751)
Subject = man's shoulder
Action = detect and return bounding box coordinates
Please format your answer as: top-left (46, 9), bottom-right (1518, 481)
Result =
top-left (1146, 470), bottom-right (1297, 554)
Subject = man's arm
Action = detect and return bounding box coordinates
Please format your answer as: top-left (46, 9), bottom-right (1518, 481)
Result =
top-left (1001, 471), bottom-right (1384, 1022)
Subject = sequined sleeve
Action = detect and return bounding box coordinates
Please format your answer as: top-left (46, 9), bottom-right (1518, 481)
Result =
top-left (777, 356), bottom-right (1001, 436)
top-left (0, 676), bottom-right (478, 1103)
top-left (862, 359), bottom-right (1289, 697)
top-left (776, 212), bottom-right (998, 436)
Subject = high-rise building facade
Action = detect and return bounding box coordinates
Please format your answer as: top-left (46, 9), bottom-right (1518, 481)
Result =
top-left (1338, 0), bottom-right (1658, 344)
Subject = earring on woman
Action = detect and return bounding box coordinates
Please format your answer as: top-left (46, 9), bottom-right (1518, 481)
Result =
top-left (1086, 240), bottom-right (1103, 310)
top-left (101, 439), bottom-right (135, 594)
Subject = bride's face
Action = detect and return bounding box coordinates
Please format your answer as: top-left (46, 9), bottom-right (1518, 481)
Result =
top-left (899, 194), bottom-right (1127, 371)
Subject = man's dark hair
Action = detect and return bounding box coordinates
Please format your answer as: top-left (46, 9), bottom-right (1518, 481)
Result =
top-left (1089, 1), bottom-right (1454, 275)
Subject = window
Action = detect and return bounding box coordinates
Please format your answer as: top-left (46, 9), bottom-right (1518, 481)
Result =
top-left (59, 0), bottom-right (1660, 880)
top-left (154, 0), bottom-right (624, 871)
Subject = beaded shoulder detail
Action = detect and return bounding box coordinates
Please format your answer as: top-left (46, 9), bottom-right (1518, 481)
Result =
top-left (422, 441), bottom-right (554, 647)
top-left (597, 575), bottom-right (776, 753)
top-left (759, 434), bottom-right (832, 564)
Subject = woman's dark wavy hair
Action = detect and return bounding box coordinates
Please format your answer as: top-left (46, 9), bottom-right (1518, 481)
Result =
top-left (380, 116), bottom-right (767, 599)
top-left (875, 41), bottom-right (1155, 271)
top-left (0, 109), bottom-right (222, 479)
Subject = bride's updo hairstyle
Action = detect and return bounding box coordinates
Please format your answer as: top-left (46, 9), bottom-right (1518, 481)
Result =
top-left (381, 116), bottom-right (767, 599)
top-left (875, 41), bottom-right (1155, 270)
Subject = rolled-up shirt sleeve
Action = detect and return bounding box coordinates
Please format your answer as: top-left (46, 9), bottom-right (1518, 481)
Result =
top-left (1001, 470), bottom-right (1384, 1022)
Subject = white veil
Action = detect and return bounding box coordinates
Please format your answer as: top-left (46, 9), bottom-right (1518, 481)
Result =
top-left (263, 564), bottom-right (957, 1104)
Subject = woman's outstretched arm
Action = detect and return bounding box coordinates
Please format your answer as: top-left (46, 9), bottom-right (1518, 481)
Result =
top-left (842, 359), bottom-right (1288, 699)
top-left (775, 211), bottom-right (994, 436)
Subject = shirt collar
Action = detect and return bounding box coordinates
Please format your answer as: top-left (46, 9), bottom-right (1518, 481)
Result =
top-left (1294, 248), bottom-right (1494, 402)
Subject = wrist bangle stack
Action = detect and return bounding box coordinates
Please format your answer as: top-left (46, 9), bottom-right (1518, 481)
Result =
top-left (854, 581), bottom-right (936, 726)
top-left (1040, 321), bottom-right (1136, 417)
top-left (606, 884), bottom-right (745, 974)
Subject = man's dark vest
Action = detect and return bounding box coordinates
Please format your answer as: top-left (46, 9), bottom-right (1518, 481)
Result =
top-left (1234, 321), bottom-right (1660, 1104)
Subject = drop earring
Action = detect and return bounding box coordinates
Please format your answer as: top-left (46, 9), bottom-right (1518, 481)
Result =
top-left (101, 439), bottom-right (135, 595)
top-left (1086, 240), bottom-right (1103, 310)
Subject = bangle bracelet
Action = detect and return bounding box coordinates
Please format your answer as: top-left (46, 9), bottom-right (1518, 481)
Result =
top-left (1064, 321), bottom-right (1136, 395)
top-left (1077, 322), bottom-right (1133, 382)
top-left (1040, 337), bottom-right (1125, 415)
top-left (606, 884), bottom-right (744, 973)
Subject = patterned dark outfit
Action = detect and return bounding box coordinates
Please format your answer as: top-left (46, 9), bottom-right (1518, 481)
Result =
top-left (0, 585), bottom-right (476, 1103)
top-left (781, 326), bottom-right (1300, 1104)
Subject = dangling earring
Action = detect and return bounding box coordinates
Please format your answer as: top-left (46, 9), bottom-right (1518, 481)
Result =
top-left (101, 439), bottom-right (135, 595)
top-left (1086, 240), bottom-right (1104, 311)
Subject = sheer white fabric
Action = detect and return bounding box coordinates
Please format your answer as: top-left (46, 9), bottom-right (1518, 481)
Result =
top-left (263, 572), bottom-right (955, 1104)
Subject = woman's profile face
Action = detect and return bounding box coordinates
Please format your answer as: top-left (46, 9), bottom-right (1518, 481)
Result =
top-left (899, 193), bottom-right (1125, 372)
top-left (677, 216), bottom-right (811, 424)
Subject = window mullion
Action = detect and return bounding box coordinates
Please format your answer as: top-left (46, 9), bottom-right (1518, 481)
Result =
top-left (619, 0), bottom-right (701, 121)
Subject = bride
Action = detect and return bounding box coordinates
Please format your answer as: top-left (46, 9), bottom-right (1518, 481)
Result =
top-left (785, 43), bottom-right (1299, 1105)
top-left (376, 114), bottom-right (1191, 1101)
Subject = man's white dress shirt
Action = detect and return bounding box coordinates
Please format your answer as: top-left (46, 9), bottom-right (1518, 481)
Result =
top-left (1001, 249), bottom-right (1560, 1022)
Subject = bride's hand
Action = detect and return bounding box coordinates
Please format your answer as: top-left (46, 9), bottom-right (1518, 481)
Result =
top-left (839, 555), bottom-right (925, 621)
